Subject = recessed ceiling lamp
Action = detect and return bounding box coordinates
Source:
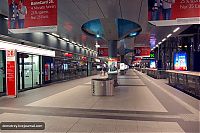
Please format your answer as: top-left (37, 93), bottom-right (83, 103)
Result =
top-left (96, 34), bottom-right (100, 38)
top-left (51, 33), bottom-right (59, 37)
top-left (162, 38), bottom-right (166, 42)
top-left (95, 44), bottom-right (100, 48)
top-left (58, 38), bottom-right (63, 41)
top-left (129, 32), bottom-right (137, 37)
top-left (63, 38), bottom-right (69, 41)
top-left (167, 34), bottom-right (172, 38)
top-left (71, 41), bottom-right (76, 45)
top-left (77, 43), bottom-right (82, 47)
top-left (173, 27), bottom-right (180, 33)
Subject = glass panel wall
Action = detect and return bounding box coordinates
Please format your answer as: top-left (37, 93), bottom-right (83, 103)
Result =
top-left (33, 55), bottom-right (40, 87)
top-left (24, 55), bottom-right (33, 88)
top-left (0, 51), bottom-right (5, 93)
top-left (19, 57), bottom-right (23, 90)
top-left (18, 53), bottom-right (41, 90)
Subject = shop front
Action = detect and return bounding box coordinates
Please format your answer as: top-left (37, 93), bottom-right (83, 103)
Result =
top-left (0, 39), bottom-right (55, 96)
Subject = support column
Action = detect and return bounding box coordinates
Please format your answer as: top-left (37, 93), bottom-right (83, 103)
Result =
top-left (120, 55), bottom-right (126, 75)
top-left (108, 40), bottom-right (118, 86)
top-left (0, 14), bottom-right (8, 35)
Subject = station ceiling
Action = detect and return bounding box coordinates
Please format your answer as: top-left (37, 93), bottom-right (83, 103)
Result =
top-left (57, 0), bottom-right (190, 50)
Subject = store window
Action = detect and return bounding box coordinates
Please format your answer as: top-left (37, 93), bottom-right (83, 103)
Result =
top-left (33, 55), bottom-right (40, 87)
top-left (0, 51), bottom-right (5, 93)
top-left (24, 55), bottom-right (33, 88)
top-left (18, 53), bottom-right (41, 90)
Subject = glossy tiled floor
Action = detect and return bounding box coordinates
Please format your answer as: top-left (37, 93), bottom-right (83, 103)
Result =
top-left (0, 70), bottom-right (199, 133)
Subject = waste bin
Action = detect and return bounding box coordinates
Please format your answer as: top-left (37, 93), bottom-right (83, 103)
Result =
top-left (91, 78), bottom-right (114, 96)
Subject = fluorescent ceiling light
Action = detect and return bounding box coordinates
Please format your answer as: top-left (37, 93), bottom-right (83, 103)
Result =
top-left (4, 17), bottom-right (8, 20)
top-left (71, 41), bottom-right (76, 44)
top-left (158, 42), bottom-right (162, 45)
top-left (173, 27), bottom-right (180, 33)
top-left (58, 38), bottom-right (63, 41)
top-left (63, 38), bottom-right (69, 41)
top-left (156, 45), bottom-right (158, 47)
top-left (130, 32), bottom-right (137, 36)
top-left (46, 33), bottom-right (51, 36)
top-left (0, 40), bottom-right (55, 57)
top-left (51, 33), bottom-right (59, 37)
top-left (167, 34), bottom-right (172, 38)
top-left (96, 34), bottom-right (100, 38)
top-left (162, 38), bottom-right (166, 42)
top-left (95, 44), bottom-right (100, 48)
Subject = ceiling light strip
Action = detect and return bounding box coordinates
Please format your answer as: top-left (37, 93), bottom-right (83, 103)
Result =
top-left (0, 40), bottom-right (55, 57)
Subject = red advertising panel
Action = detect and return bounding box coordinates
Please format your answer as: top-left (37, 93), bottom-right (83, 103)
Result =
top-left (134, 47), bottom-right (151, 57)
top-left (8, 0), bottom-right (57, 33)
top-left (98, 47), bottom-right (108, 57)
top-left (6, 50), bottom-right (17, 97)
top-left (133, 57), bottom-right (142, 64)
top-left (148, 0), bottom-right (200, 26)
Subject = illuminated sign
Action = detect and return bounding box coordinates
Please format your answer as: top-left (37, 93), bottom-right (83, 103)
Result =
top-left (150, 60), bottom-right (156, 68)
top-left (150, 53), bottom-right (155, 58)
top-left (174, 52), bottom-right (187, 71)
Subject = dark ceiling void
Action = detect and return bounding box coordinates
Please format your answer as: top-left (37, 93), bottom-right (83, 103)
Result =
top-left (81, 18), bottom-right (142, 41)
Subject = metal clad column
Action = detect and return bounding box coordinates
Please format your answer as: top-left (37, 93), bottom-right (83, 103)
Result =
top-left (108, 40), bottom-right (118, 58)
top-left (108, 40), bottom-right (118, 86)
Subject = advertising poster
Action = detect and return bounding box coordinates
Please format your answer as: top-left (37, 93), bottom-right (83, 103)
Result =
top-left (8, 0), bottom-right (57, 33)
top-left (174, 52), bottom-right (187, 70)
top-left (120, 63), bottom-right (125, 70)
top-left (134, 47), bottom-right (151, 57)
top-left (6, 50), bottom-right (17, 97)
top-left (150, 60), bottom-right (156, 68)
top-left (98, 47), bottom-right (108, 57)
top-left (108, 58), bottom-right (118, 74)
top-left (148, 0), bottom-right (200, 26)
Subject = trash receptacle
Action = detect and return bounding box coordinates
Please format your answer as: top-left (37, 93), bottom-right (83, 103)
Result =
top-left (91, 78), bottom-right (114, 96)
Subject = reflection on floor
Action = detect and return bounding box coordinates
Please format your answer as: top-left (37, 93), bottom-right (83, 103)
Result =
top-left (0, 70), bottom-right (199, 133)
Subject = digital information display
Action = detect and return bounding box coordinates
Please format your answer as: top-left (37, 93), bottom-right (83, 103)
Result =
top-left (174, 52), bottom-right (187, 71)
top-left (150, 60), bottom-right (156, 68)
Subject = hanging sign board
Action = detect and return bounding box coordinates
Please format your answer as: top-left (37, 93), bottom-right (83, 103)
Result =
top-left (8, 0), bottom-right (57, 33)
top-left (148, 0), bottom-right (200, 26)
